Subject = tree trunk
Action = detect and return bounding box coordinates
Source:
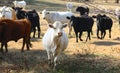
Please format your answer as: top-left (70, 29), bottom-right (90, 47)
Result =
top-left (115, 0), bottom-right (119, 3)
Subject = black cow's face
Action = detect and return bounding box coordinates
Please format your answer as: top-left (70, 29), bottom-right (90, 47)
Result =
top-left (67, 16), bottom-right (75, 26)
top-left (12, 7), bottom-right (26, 19)
top-left (12, 7), bottom-right (23, 12)
top-left (76, 6), bottom-right (89, 15)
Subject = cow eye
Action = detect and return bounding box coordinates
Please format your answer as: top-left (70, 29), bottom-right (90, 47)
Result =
top-left (53, 27), bottom-right (56, 29)
top-left (46, 12), bottom-right (50, 14)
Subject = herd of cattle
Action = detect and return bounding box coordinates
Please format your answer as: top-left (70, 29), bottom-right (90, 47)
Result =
top-left (0, 0), bottom-right (120, 69)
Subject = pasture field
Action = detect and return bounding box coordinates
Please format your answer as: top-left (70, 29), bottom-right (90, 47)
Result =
top-left (1, 0), bottom-right (120, 73)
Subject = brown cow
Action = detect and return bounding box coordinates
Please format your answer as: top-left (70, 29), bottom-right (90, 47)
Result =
top-left (0, 18), bottom-right (32, 53)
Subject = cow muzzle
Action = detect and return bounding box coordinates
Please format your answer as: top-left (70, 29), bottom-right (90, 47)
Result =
top-left (43, 17), bottom-right (45, 19)
top-left (58, 32), bottom-right (62, 37)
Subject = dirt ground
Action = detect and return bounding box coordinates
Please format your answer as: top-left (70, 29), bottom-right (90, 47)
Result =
top-left (0, 0), bottom-right (120, 73)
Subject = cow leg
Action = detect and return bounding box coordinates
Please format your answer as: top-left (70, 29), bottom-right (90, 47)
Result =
top-left (1, 43), bottom-right (4, 53)
top-left (46, 50), bottom-right (52, 65)
top-left (101, 31), bottom-right (104, 39)
top-left (79, 31), bottom-right (83, 41)
top-left (5, 43), bottom-right (8, 53)
top-left (91, 30), bottom-right (93, 35)
top-left (118, 16), bottom-right (120, 29)
top-left (21, 38), bottom-right (26, 52)
top-left (86, 31), bottom-right (91, 42)
top-left (68, 25), bottom-right (72, 35)
top-left (103, 30), bottom-right (106, 39)
top-left (97, 29), bottom-right (100, 39)
top-left (109, 29), bottom-right (111, 38)
top-left (33, 28), bottom-right (36, 38)
top-left (75, 32), bottom-right (78, 42)
top-left (26, 40), bottom-right (30, 51)
top-left (53, 56), bottom-right (58, 70)
top-left (37, 26), bottom-right (41, 38)
top-left (53, 48), bottom-right (61, 70)
top-left (67, 21), bottom-right (72, 35)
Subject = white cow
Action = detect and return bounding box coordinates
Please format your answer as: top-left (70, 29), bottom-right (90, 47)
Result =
top-left (41, 9), bottom-right (73, 35)
top-left (115, 8), bottom-right (120, 29)
top-left (66, 2), bottom-right (73, 12)
top-left (42, 21), bottom-right (68, 69)
top-left (115, 8), bottom-right (120, 16)
top-left (0, 6), bottom-right (17, 20)
top-left (13, 0), bottom-right (26, 9)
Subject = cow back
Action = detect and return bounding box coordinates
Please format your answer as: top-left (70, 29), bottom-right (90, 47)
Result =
top-left (98, 16), bottom-right (113, 30)
top-left (0, 19), bottom-right (31, 42)
top-left (71, 16), bottom-right (94, 31)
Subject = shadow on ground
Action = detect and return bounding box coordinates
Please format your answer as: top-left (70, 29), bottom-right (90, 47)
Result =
top-left (0, 49), bottom-right (120, 73)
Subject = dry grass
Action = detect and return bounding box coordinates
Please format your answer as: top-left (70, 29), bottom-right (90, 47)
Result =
top-left (1, 0), bottom-right (120, 73)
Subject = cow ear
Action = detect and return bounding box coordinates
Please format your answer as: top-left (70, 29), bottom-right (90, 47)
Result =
top-left (49, 24), bottom-right (54, 28)
top-left (92, 15), bottom-right (96, 18)
top-left (12, 7), bottom-right (15, 9)
top-left (66, 16), bottom-right (70, 19)
top-left (39, 11), bottom-right (42, 14)
top-left (20, 7), bottom-right (23, 10)
top-left (62, 23), bottom-right (67, 28)
top-left (47, 12), bottom-right (50, 14)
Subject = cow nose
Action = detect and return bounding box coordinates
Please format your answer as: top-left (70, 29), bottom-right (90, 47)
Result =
top-left (58, 32), bottom-right (62, 37)
top-left (2, 15), bottom-right (5, 18)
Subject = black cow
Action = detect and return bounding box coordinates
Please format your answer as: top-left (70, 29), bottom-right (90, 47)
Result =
top-left (76, 6), bottom-right (89, 16)
top-left (67, 15), bottom-right (94, 42)
top-left (12, 7), bottom-right (41, 38)
top-left (93, 14), bottom-right (113, 39)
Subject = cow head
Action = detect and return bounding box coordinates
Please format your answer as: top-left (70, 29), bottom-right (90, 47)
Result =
top-left (49, 21), bottom-right (67, 37)
top-left (0, 6), bottom-right (13, 19)
top-left (41, 9), bottom-right (50, 19)
top-left (76, 6), bottom-right (89, 15)
top-left (12, 7), bottom-right (26, 19)
top-left (66, 15), bottom-right (75, 26)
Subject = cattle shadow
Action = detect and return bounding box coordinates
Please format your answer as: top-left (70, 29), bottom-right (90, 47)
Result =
top-left (30, 38), bottom-right (41, 42)
top-left (91, 40), bottom-right (120, 46)
top-left (0, 49), bottom-right (120, 73)
top-left (0, 49), bottom-right (51, 73)
top-left (113, 37), bottom-right (120, 41)
top-left (56, 53), bottom-right (120, 73)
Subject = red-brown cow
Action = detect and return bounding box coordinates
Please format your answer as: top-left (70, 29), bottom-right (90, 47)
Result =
top-left (0, 18), bottom-right (32, 53)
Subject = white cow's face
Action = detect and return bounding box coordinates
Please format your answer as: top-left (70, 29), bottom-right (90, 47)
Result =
top-left (42, 10), bottom-right (50, 19)
top-left (49, 21), bottom-right (67, 37)
top-left (1, 8), bottom-right (12, 19)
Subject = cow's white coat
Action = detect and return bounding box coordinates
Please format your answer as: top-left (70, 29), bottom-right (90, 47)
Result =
top-left (41, 9), bottom-right (73, 35)
top-left (13, 0), bottom-right (26, 9)
top-left (42, 21), bottom-right (68, 69)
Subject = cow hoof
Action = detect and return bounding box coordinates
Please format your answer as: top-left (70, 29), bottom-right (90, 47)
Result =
top-left (21, 50), bottom-right (24, 52)
top-left (0, 50), bottom-right (4, 54)
top-left (27, 49), bottom-right (30, 51)
top-left (5, 50), bottom-right (8, 53)
top-left (98, 37), bottom-right (100, 39)
top-left (76, 41), bottom-right (78, 43)
top-left (80, 39), bottom-right (83, 41)
top-left (109, 36), bottom-right (111, 38)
